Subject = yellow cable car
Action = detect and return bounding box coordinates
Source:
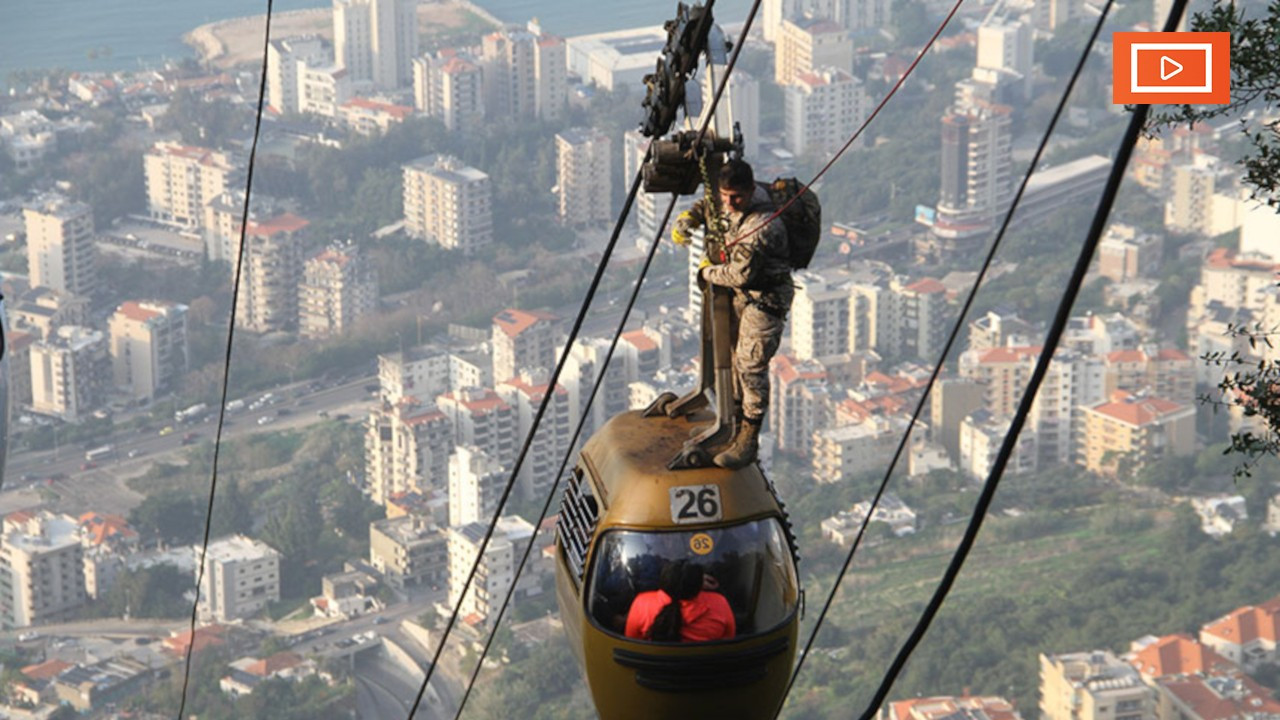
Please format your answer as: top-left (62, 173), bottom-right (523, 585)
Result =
top-left (555, 285), bottom-right (800, 720)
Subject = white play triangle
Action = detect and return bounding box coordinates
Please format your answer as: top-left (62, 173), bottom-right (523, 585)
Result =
top-left (1160, 56), bottom-right (1184, 81)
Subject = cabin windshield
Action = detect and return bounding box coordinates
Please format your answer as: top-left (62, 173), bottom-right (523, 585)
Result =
top-left (588, 518), bottom-right (798, 643)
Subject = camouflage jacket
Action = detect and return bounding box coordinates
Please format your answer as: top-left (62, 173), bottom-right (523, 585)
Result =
top-left (689, 186), bottom-right (793, 313)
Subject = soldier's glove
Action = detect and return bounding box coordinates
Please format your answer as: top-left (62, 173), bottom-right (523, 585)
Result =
top-left (671, 210), bottom-right (698, 246)
top-left (697, 255), bottom-right (713, 280)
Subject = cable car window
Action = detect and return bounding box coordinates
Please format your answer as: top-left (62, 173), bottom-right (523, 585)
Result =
top-left (588, 518), bottom-right (798, 643)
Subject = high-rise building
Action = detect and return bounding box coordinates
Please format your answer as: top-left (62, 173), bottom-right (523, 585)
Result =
top-left (413, 52), bottom-right (484, 131)
top-left (448, 445), bottom-right (504, 527)
top-left (266, 36), bottom-right (328, 114)
top-left (496, 370), bottom-right (572, 499)
top-left (333, 0), bottom-right (417, 89)
top-left (379, 345), bottom-right (451, 405)
top-left (479, 23), bottom-right (567, 121)
top-left (143, 141), bottom-right (241, 229)
top-left (437, 388), bottom-right (518, 469)
top-left (365, 398), bottom-right (453, 506)
top-left (556, 128), bottom-right (613, 227)
top-left (492, 308), bottom-right (559, 383)
top-left (0, 512), bottom-right (85, 628)
top-left (769, 354), bottom-right (830, 455)
top-left (1098, 224), bottom-right (1164, 282)
top-left (976, 18), bottom-right (1034, 101)
top-left (701, 69), bottom-right (761, 160)
top-left (24, 195), bottom-right (97, 298)
top-left (1033, 0), bottom-right (1076, 30)
top-left (775, 18), bottom-right (853, 85)
top-left (790, 270), bottom-right (852, 360)
top-left (403, 154), bottom-right (493, 253)
top-left (1164, 154), bottom-right (1237, 236)
top-left (198, 535), bottom-right (281, 622)
top-left (108, 300), bottom-right (189, 401)
top-left (297, 58), bottom-right (353, 117)
top-left (235, 214), bottom-right (308, 334)
top-left (30, 325), bottom-right (108, 422)
top-left (785, 67), bottom-right (869, 157)
top-left (298, 242), bottom-right (378, 339)
top-left (935, 101), bottom-right (1014, 239)
top-left (447, 516), bottom-right (539, 626)
top-left (1078, 393), bottom-right (1196, 476)
top-left (1040, 651), bottom-right (1156, 720)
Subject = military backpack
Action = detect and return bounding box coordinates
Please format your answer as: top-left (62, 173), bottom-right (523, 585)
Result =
top-left (762, 177), bottom-right (822, 269)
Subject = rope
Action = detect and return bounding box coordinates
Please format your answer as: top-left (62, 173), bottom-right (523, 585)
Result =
top-left (448, 2), bottom-right (763, 714)
top-left (776, 0), bottom-right (1177, 715)
top-left (176, 0), bottom-right (273, 716)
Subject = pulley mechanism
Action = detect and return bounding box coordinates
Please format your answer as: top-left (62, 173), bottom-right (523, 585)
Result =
top-left (640, 2), bottom-right (716, 139)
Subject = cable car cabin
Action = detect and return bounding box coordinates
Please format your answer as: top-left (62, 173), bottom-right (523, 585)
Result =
top-left (555, 409), bottom-right (800, 720)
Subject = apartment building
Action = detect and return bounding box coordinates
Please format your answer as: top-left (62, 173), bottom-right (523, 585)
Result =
top-left (365, 398), bottom-right (453, 505)
top-left (0, 512), bottom-right (86, 628)
top-left (198, 535), bottom-right (281, 622)
top-left (30, 325), bottom-right (108, 422)
top-left (770, 354), bottom-right (830, 455)
top-left (24, 195), bottom-right (96, 297)
top-left (495, 370), bottom-right (572, 499)
top-left (1040, 651), bottom-right (1155, 720)
top-left (1078, 393), bottom-right (1196, 475)
top-left (812, 416), bottom-right (905, 483)
top-left (403, 154), bottom-right (493, 253)
top-left (791, 270), bottom-right (852, 360)
top-left (448, 445), bottom-right (504, 527)
top-left (1165, 154), bottom-right (1239, 236)
top-left (447, 516), bottom-right (539, 627)
top-left (887, 695), bottom-right (1022, 720)
top-left (108, 300), bottom-right (189, 400)
top-left (935, 101), bottom-right (1014, 239)
top-left (297, 59), bottom-right (352, 117)
top-left (479, 25), bottom-right (567, 121)
top-left (959, 408), bottom-right (1038, 479)
top-left (378, 345), bottom-right (452, 405)
top-left (266, 35), bottom-right (327, 114)
top-left (884, 276), bottom-right (949, 361)
top-left (929, 378), bottom-right (986, 460)
top-left (333, 0), bottom-right (417, 88)
top-left (338, 98), bottom-right (413, 136)
top-left (967, 309), bottom-right (1035, 352)
top-left (784, 67), bottom-right (869, 157)
top-left (1098, 224), bottom-right (1164, 282)
top-left (701, 68), bottom-right (761, 159)
top-left (369, 515), bottom-right (447, 590)
top-left (1103, 346), bottom-right (1195, 406)
top-left (775, 17), bottom-right (853, 85)
top-left (556, 128), bottom-right (612, 227)
top-left (413, 52), bottom-right (484, 131)
top-left (976, 18), bottom-right (1034, 101)
top-left (143, 141), bottom-right (240, 228)
top-left (437, 388), bottom-right (517, 469)
top-left (234, 213), bottom-right (308, 334)
top-left (492, 308), bottom-right (559, 383)
top-left (299, 242), bottom-right (378, 339)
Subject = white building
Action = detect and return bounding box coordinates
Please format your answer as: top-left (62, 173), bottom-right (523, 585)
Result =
top-left (403, 154), bottom-right (493, 253)
top-left (108, 300), bottom-right (189, 400)
top-left (198, 535), bottom-right (281, 622)
top-left (0, 512), bottom-right (86, 628)
top-left (784, 67), bottom-right (869, 157)
top-left (976, 18), bottom-right (1034, 101)
top-left (565, 25), bottom-right (666, 92)
top-left (24, 195), bottom-right (97, 297)
top-left (556, 128), bottom-right (613, 227)
top-left (365, 398), bottom-right (453, 505)
top-left (448, 445), bottom-right (505, 527)
top-left (333, 0), bottom-right (417, 89)
top-left (266, 36), bottom-right (328, 115)
top-left (447, 516), bottom-right (540, 626)
top-left (30, 325), bottom-right (108, 422)
top-left (413, 52), bottom-right (484, 131)
top-left (481, 23), bottom-right (567, 120)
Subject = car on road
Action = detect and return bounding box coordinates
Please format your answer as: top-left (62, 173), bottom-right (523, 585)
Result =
top-left (80, 462), bottom-right (98, 471)
top-left (257, 414), bottom-right (276, 426)
top-left (158, 426), bottom-right (174, 436)
top-left (372, 616), bottom-right (389, 625)
top-left (127, 448), bottom-right (142, 459)
top-left (181, 432), bottom-right (199, 446)
top-left (17, 631), bottom-right (39, 642)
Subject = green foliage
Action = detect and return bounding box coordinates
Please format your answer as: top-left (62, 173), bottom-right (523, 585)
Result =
top-left (128, 488), bottom-right (206, 545)
top-left (86, 564), bottom-right (190, 619)
top-left (156, 89), bottom-right (252, 148)
top-left (1199, 321), bottom-right (1280, 478)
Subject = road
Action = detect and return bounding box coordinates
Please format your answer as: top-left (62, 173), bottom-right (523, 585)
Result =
top-left (1, 375), bottom-right (379, 514)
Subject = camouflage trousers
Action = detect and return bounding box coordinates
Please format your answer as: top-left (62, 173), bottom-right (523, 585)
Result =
top-left (732, 293), bottom-right (789, 422)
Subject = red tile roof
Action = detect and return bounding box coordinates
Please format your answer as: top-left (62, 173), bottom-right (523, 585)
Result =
top-left (1091, 396), bottom-right (1185, 426)
top-left (117, 300), bottom-right (162, 324)
top-left (905, 278), bottom-right (947, 294)
top-left (78, 512), bottom-right (138, 545)
top-left (621, 330), bottom-right (658, 353)
top-left (1157, 674), bottom-right (1280, 720)
top-left (1202, 598), bottom-right (1280, 646)
top-left (1131, 634), bottom-right (1234, 678)
top-left (244, 213), bottom-right (309, 238)
top-left (164, 625), bottom-right (226, 655)
top-left (1106, 349), bottom-right (1148, 364)
top-left (890, 695), bottom-right (1019, 720)
top-left (342, 97), bottom-right (414, 120)
top-left (21, 659), bottom-right (72, 680)
top-left (247, 651), bottom-right (304, 677)
top-left (977, 346), bottom-right (1042, 364)
top-left (493, 308), bottom-right (557, 338)
top-left (772, 354), bottom-right (826, 385)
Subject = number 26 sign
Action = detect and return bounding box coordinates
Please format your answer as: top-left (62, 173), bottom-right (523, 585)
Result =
top-left (669, 484), bottom-right (722, 524)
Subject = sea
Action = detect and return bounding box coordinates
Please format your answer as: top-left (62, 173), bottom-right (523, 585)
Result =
top-left (0, 0), bottom-right (751, 84)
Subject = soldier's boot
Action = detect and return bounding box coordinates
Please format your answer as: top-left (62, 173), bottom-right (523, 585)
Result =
top-left (714, 417), bottom-right (761, 469)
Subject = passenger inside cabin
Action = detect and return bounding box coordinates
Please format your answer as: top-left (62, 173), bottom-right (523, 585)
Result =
top-left (624, 560), bottom-right (736, 643)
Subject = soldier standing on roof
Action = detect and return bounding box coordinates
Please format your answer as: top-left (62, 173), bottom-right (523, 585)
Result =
top-left (671, 158), bottom-right (793, 469)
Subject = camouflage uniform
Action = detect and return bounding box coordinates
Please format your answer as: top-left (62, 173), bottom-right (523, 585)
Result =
top-left (684, 186), bottom-right (793, 421)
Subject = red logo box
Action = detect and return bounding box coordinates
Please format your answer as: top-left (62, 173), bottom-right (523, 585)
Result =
top-left (1112, 32), bottom-right (1231, 104)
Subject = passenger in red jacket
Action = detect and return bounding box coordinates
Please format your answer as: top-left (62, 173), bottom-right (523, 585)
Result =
top-left (625, 561), bottom-right (736, 642)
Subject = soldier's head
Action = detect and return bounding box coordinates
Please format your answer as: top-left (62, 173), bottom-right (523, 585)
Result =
top-left (718, 159), bottom-right (755, 214)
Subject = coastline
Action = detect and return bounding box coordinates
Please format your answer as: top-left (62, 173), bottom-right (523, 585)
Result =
top-left (182, 1), bottom-right (501, 71)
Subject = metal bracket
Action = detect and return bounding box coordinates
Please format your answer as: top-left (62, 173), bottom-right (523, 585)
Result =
top-left (667, 284), bottom-right (738, 470)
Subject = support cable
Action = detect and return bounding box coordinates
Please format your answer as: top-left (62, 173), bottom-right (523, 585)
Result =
top-left (448, 2), bottom-right (765, 714)
top-left (176, 0), bottom-right (273, 716)
top-left (401, 2), bottom-right (727, 712)
top-left (775, 0), bottom-right (1177, 715)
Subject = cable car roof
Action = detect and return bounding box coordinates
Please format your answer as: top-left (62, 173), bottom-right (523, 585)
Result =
top-left (579, 410), bottom-right (781, 529)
